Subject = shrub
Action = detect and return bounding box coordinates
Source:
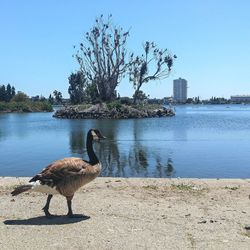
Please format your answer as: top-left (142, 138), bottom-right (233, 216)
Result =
top-left (107, 100), bottom-right (122, 110)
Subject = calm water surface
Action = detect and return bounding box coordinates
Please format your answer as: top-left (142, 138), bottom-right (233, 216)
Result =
top-left (1, 104), bottom-right (250, 178)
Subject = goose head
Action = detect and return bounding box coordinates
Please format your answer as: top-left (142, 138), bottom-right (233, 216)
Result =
top-left (90, 129), bottom-right (106, 141)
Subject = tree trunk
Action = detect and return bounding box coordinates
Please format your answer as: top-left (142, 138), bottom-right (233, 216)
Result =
top-left (97, 80), bottom-right (116, 102)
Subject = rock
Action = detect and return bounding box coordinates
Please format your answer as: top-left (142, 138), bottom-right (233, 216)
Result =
top-left (198, 220), bottom-right (207, 224)
top-left (245, 225), bottom-right (250, 230)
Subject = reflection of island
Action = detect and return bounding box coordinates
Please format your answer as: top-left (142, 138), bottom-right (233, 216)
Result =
top-left (68, 120), bottom-right (176, 178)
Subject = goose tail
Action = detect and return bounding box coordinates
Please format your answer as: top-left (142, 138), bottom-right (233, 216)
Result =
top-left (11, 184), bottom-right (33, 196)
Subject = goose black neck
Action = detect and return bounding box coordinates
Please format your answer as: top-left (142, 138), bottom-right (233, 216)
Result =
top-left (86, 131), bottom-right (99, 165)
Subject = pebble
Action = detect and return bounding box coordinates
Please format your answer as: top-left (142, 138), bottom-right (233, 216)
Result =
top-left (198, 220), bottom-right (207, 224)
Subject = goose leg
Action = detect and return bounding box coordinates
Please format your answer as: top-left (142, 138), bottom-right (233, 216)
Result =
top-left (66, 195), bottom-right (75, 217)
top-left (43, 194), bottom-right (54, 218)
top-left (66, 195), bottom-right (85, 218)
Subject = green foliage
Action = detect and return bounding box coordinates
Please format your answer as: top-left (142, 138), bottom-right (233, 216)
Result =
top-left (0, 84), bottom-right (15, 102)
top-left (85, 82), bottom-right (100, 103)
top-left (6, 84), bottom-right (12, 102)
top-left (132, 90), bottom-right (148, 103)
top-left (53, 90), bottom-right (63, 104)
top-left (0, 85), bottom-right (5, 101)
top-left (0, 101), bottom-right (53, 112)
top-left (11, 91), bottom-right (29, 102)
top-left (68, 71), bottom-right (87, 104)
top-left (107, 100), bottom-right (122, 110)
top-left (48, 94), bottom-right (54, 104)
top-left (171, 184), bottom-right (194, 191)
top-left (120, 97), bottom-right (132, 105)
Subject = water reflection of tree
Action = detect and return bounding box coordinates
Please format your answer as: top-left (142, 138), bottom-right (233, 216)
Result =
top-left (68, 120), bottom-right (127, 177)
top-left (69, 121), bottom-right (86, 157)
top-left (154, 157), bottom-right (175, 178)
top-left (95, 121), bottom-right (127, 177)
top-left (0, 130), bottom-right (4, 142)
top-left (70, 130), bottom-right (85, 155)
top-left (68, 119), bottom-right (176, 178)
top-left (127, 119), bottom-right (150, 177)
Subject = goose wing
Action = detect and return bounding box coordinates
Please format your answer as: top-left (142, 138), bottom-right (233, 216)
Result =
top-left (29, 158), bottom-right (89, 187)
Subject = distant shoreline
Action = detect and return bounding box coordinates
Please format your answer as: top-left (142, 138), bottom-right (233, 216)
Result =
top-left (0, 101), bottom-right (53, 113)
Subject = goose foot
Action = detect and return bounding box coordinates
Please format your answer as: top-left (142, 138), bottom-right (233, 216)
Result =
top-left (43, 209), bottom-right (59, 218)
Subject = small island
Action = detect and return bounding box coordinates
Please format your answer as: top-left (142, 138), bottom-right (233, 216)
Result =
top-left (53, 102), bottom-right (174, 119)
top-left (53, 15), bottom-right (176, 120)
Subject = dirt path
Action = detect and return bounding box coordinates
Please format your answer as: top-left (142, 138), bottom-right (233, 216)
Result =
top-left (0, 177), bottom-right (250, 250)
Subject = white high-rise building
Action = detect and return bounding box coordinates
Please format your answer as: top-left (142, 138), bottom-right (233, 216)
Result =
top-left (173, 78), bottom-right (187, 102)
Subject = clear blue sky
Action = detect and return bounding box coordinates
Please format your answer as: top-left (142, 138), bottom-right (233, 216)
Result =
top-left (1, 0), bottom-right (250, 99)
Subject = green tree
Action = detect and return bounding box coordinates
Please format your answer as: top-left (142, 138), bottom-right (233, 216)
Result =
top-left (129, 41), bottom-right (176, 103)
top-left (48, 94), bottom-right (54, 104)
top-left (11, 91), bottom-right (29, 102)
top-left (132, 90), bottom-right (147, 103)
top-left (74, 15), bottom-right (130, 102)
top-left (11, 86), bottom-right (15, 98)
top-left (53, 90), bottom-right (63, 104)
top-left (0, 85), bottom-right (6, 101)
top-left (68, 71), bottom-right (87, 104)
top-left (85, 82), bottom-right (100, 103)
top-left (6, 84), bottom-right (12, 102)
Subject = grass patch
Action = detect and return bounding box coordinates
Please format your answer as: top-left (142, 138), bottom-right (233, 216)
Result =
top-left (142, 185), bottom-right (159, 190)
top-left (171, 184), bottom-right (194, 191)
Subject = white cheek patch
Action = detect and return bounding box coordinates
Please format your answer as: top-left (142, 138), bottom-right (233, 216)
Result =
top-left (91, 130), bottom-right (99, 140)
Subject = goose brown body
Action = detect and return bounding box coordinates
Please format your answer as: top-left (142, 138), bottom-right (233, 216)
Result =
top-left (31, 157), bottom-right (102, 197)
top-left (11, 128), bottom-right (105, 218)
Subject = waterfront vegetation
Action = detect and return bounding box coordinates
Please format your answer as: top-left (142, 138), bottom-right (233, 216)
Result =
top-left (0, 100), bottom-right (53, 113)
top-left (0, 84), bottom-right (53, 113)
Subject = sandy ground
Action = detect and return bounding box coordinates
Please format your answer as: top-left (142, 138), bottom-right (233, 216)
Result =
top-left (0, 177), bottom-right (250, 250)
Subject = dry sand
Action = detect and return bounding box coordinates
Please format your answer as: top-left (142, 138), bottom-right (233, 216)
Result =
top-left (0, 177), bottom-right (250, 250)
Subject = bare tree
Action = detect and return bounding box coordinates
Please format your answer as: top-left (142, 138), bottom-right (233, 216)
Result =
top-left (74, 15), bottom-right (130, 102)
top-left (129, 41), bottom-right (176, 103)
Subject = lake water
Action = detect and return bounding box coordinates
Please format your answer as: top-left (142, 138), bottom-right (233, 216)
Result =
top-left (0, 104), bottom-right (250, 178)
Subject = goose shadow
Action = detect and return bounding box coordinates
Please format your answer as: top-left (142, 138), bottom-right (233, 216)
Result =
top-left (4, 215), bottom-right (90, 225)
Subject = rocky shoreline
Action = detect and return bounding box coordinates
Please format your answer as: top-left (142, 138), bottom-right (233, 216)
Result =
top-left (53, 103), bottom-right (175, 119)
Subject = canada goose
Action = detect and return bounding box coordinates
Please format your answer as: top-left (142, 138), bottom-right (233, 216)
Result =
top-left (11, 128), bottom-right (105, 218)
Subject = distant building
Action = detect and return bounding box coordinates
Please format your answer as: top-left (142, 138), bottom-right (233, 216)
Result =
top-left (173, 78), bottom-right (187, 103)
top-left (230, 95), bottom-right (250, 103)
